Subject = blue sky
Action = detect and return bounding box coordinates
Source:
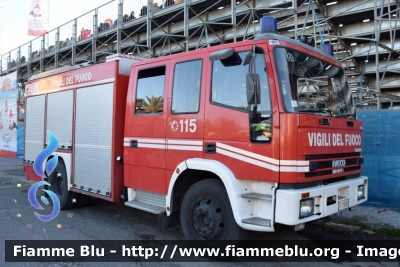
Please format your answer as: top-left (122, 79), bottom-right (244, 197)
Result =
top-left (0, 0), bottom-right (111, 54)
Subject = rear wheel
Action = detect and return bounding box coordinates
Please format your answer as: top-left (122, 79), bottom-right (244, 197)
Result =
top-left (49, 161), bottom-right (77, 210)
top-left (180, 179), bottom-right (248, 242)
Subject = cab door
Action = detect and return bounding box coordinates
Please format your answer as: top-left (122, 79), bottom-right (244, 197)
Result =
top-left (126, 60), bottom-right (169, 194)
top-left (165, 56), bottom-right (206, 185)
top-left (203, 45), bottom-right (279, 183)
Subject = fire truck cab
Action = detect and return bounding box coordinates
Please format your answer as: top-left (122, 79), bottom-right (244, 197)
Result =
top-left (23, 17), bottom-right (367, 242)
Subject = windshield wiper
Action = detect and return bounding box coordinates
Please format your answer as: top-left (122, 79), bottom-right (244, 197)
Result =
top-left (298, 108), bottom-right (332, 116)
top-left (333, 114), bottom-right (354, 119)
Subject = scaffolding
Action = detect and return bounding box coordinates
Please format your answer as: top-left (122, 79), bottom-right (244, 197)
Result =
top-left (1, 0), bottom-right (400, 109)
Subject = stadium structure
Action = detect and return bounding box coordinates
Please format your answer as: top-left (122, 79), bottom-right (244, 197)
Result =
top-left (1, 0), bottom-right (399, 109)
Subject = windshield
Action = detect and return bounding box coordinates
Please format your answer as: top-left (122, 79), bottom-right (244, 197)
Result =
top-left (274, 47), bottom-right (355, 118)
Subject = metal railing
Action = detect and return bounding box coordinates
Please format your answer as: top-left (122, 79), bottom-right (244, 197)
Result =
top-left (153, 0), bottom-right (183, 12)
top-left (20, 43), bottom-right (29, 66)
top-left (46, 29), bottom-right (57, 53)
top-left (77, 10), bottom-right (95, 41)
top-left (1, 0), bottom-right (398, 110)
top-left (123, 0), bottom-right (147, 18)
top-left (0, 0), bottom-right (214, 73)
top-left (97, 1), bottom-right (118, 33)
top-left (58, 20), bottom-right (74, 49)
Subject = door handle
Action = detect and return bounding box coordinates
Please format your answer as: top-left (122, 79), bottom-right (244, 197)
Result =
top-left (205, 143), bottom-right (216, 154)
top-left (130, 140), bottom-right (138, 148)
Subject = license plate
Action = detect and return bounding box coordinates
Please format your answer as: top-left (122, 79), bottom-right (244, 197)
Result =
top-left (338, 199), bottom-right (349, 210)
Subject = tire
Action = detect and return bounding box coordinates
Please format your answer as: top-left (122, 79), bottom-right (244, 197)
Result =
top-left (180, 179), bottom-right (248, 242)
top-left (75, 194), bottom-right (92, 208)
top-left (49, 161), bottom-right (77, 210)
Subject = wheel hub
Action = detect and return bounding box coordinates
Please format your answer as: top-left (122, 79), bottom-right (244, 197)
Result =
top-left (192, 199), bottom-right (224, 240)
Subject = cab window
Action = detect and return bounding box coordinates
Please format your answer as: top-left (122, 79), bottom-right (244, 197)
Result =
top-left (171, 60), bottom-right (202, 114)
top-left (135, 66), bottom-right (165, 115)
top-left (210, 49), bottom-right (272, 142)
top-left (211, 51), bottom-right (271, 115)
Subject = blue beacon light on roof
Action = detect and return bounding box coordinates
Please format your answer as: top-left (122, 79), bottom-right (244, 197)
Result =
top-left (320, 43), bottom-right (334, 56)
top-left (260, 16), bottom-right (277, 34)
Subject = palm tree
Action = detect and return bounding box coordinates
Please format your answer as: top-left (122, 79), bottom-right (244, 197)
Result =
top-left (139, 95), bottom-right (163, 114)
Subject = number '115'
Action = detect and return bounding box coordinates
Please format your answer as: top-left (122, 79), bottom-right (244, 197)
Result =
top-left (179, 119), bottom-right (197, 133)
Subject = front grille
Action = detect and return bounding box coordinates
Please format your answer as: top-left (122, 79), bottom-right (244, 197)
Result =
top-left (306, 152), bottom-right (361, 178)
top-left (306, 152), bottom-right (360, 160)
top-left (306, 166), bottom-right (361, 178)
top-left (316, 158), bottom-right (358, 169)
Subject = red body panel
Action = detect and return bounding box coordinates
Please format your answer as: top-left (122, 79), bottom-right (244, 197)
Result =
top-left (23, 61), bottom-right (129, 203)
top-left (203, 103), bottom-right (279, 182)
top-left (111, 67), bottom-right (130, 204)
top-left (164, 55), bottom-right (207, 189)
top-left (24, 165), bottom-right (41, 182)
top-left (298, 115), bottom-right (363, 156)
top-left (296, 115), bottom-right (362, 183)
top-left (277, 114), bottom-right (298, 184)
top-left (124, 60), bottom-right (169, 194)
top-left (0, 150), bottom-right (17, 158)
top-left (25, 62), bottom-right (118, 96)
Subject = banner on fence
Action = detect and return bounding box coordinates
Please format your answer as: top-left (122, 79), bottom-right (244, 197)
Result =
top-left (0, 72), bottom-right (18, 158)
top-left (28, 0), bottom-right (49, 36)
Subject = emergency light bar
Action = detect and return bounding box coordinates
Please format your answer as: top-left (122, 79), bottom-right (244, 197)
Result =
top-left (320, 43), bottom-right (334, 56)
top-left (260, 16), bottom-right (277, 34)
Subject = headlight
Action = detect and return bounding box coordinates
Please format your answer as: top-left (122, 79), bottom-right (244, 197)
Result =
top-left (357, 185), bottom-right (365, 200)
top-left (299, 198), bottom-right (314, 218)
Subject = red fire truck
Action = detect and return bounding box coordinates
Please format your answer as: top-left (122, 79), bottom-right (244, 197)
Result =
top-left (23, 17), bottom-right (367, 242)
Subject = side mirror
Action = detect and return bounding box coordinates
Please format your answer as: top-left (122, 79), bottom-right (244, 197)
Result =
top-left (246, 73), bottom-right (261, 105)
top-left (243, 51), bottom-right (251, 66)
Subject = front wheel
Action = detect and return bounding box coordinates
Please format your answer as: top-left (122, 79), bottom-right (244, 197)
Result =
top-left (180, 179), bottom-right (248, 242)
top-left (49, 161), bottom-right (77, 210)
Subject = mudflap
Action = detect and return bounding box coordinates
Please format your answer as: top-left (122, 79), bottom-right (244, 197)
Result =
top-left (158, 212), bottom-right (179, 232)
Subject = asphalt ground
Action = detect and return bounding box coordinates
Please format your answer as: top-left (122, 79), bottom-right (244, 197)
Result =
top-left (1, 156), bottom-right (399, 267)
top-left (333, 205), bottom-right (400, 229)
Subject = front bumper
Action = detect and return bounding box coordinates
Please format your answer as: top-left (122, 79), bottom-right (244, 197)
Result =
top-left (275, 176), bottom-right (368, 225)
